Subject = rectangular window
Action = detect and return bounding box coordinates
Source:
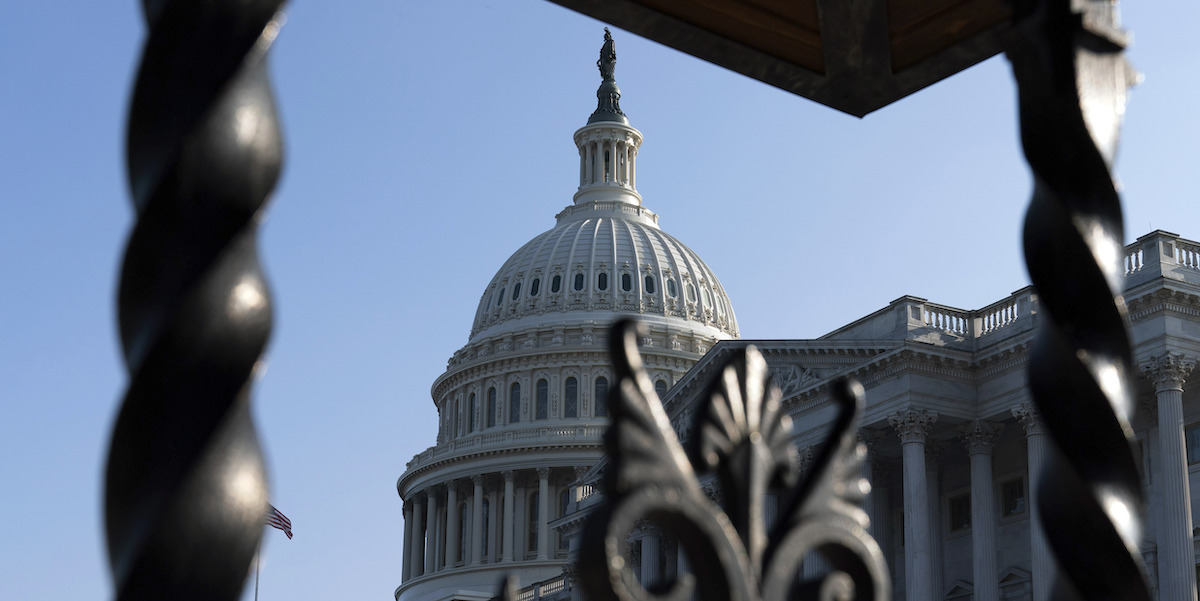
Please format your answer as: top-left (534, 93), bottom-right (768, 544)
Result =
top-left (948, 492), bottom-right (971, 532)
top-left (1186, 424), bottom-right (1200, 465)
top-left (1000, 478), bottom-right (1026, 517)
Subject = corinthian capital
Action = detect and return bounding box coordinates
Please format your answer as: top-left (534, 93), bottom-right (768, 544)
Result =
top-left (889, 409), bottom-right (938, 444)
top-left (959, 419), bottom-right (1004, 455)
top-left (1140, 353), bottom-right (1196, 393)
top-left (1011, 403), bottom-right (1044, 436)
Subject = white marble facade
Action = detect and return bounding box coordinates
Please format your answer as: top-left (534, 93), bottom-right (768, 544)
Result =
top-left (559, 230), bottom-right (1200, 601)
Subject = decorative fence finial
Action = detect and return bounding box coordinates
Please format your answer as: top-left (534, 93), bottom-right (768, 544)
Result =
top-left (577, 319), bottom-right (887, 601)
top-left (106, 1), bottom-right (287, 599)
top-left (1007, 0), bottom-right (1149, 600)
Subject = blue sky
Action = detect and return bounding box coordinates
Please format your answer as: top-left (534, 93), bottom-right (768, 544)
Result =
top-left (2, 2), bottom-right (1197, 600)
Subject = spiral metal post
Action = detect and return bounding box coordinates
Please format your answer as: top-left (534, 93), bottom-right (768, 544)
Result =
top-left (1006, 1), bottom-right (1147, 600)
top-left (105, 2), bottom-right (286, 600)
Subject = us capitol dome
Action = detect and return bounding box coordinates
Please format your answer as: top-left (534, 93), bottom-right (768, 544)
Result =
top-left (396, 30), bottom-right (737, 601)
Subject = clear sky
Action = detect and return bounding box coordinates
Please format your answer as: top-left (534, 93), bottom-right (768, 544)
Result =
top-left (2, 2), bottom-right (1197, 601)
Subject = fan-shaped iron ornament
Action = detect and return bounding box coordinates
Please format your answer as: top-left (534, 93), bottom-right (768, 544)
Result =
top-left (574, 320), bottom-right (888, 601)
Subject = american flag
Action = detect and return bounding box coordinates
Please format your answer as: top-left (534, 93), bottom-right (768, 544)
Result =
top-left (265, 504), bottom-right (293, 539)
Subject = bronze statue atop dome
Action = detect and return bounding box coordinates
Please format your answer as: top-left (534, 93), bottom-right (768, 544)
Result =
top-left (598, 28), bottom-right (616, 80)
top-left (589, 28), bottom-right (627, 124)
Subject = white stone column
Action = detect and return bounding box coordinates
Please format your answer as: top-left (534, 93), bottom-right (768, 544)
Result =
top-left (872, 462), bottom-right (893, 576)
top-left (425, 487), bottom-right (439, 573)
top-left (402, 501), bottom-right (413, 582)
top-left (445, 481), bottom-right (459, 568)
top-left (1013, 403), bottom-right (1052, 601)
top-left (890, 408), bottom-right (938, 601)
top-left (1142, 353), bottom-right (1197, 601)
top-left (926, 441), bottom-right (945, 596)
top-left (411, 493), bottom-right (425, 578)
top-left (538, 468), bottom-right (550, 560)
top-left (584, 141), bottom-right (593, 185)
top-left (471, 475), bottom-right (484, 566)
top-left (502, 470), bottom-right (516, 563)
top-left (629, 146), bottom-right (636, 188)
top-left (961, 419), bottom-right (1004, 601)
top-left (488, 488), bottom-right (499, 562)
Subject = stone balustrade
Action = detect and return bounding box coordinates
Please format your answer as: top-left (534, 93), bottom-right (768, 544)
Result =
top-left (1124, 230), bottom-right (1200, 286)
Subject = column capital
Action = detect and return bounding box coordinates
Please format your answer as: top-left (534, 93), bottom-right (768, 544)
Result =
top-left (424, 484), bottom-right (443, 498)
top-left (889, 408), bottom-right (939, 443)
top-left (1141, 352), bottom-right (1195, 392)
top-left (1011, 403), bottom-right (1044, 436)
top-left (445, 479), bottom-right (460, 492)
top-left (470, 474), bottom-right (485, 486)
top-left (960, 419), bottom-right (1005, 455)
top-left (536, 467), bottom-right (551, 480)
top-left (796, 446), bottom-right (814, 472)
top-left (501, 470), bottom-right (515, 483)
top-left (574, 465), bottom-right (590, 481)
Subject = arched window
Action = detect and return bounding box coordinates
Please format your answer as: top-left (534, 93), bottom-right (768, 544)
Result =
top-left (686, 283), bottom-right (697, 302)
top-left (551, 275), bottom-right (562, 293)
top-left (702, 287), bottom-right (712, 305)
top-left (574, 273), bottom-right (585, 291)
top-left (509, 382), bottom-right (521, 423)
top-left (564, 377), bottom-right (578, 418)
top-left (644, 275), bottom-right (656, 294)
top-left (467, 393), bottom-right (476, 433)
top-left (481, 497), bottom-right (490, 558)
top-left (449, 397), bottom-right (458, 438)
top-left (528, 491), bottom-right (540, 553)
top-left (487, 387), bottom-right (497, 428)
top-left (667, 279), bottom-right (677, 297)
top-left (621, 273), bottom-right (632, 291)
top-left (655, 379), bottom-right (668, 398)
top-left (459, 502), bottom-right (469, 563)
top-left (594, 376), bottom-right (609, 417)
top-left (497, 287), bottom-right (505, 306)
top-left (512, 283), bottom-right (521, 300)
top-left (530, 277), bottom-right (540, 296)
top-left (536, 379), bottom-right (549, 420)
top-left (598, 272), bottom-right (609, 291)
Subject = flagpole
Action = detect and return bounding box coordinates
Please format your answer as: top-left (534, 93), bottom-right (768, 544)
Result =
top-left (254, 536), bottom-right (262, 601)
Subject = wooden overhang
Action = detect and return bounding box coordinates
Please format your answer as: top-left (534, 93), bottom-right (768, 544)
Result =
top-left (546, 0), bottom-right (1013, 117)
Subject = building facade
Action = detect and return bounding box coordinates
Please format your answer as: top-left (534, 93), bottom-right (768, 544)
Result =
top-left (563, 230), bottom-right (1200, 601)
top-left (396, 34), bottom-right (1200, 601)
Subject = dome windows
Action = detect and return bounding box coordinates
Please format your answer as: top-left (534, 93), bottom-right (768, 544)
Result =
top-left (509, 382), bottom-right (521, 423)
top-left (512, 283), bottom-right (522, 301)
top-left (667, 279), bottom-right (677, 297)
top-left (644, 275), bottom-right (656, 294)
top-left (487, 387), bottom-right (497, 428)
top-left (536, 379), bottom-right (549, 420)
top-left (551, 275), bottom-right (562, 293)
top-left (621, 273), bottom-right (632, 292)
top-left (497, 288), bottom-right (506, 306)
top-left (467, 392), bottom-right (476, 434)
top-left (564, 377), bottom-right (578, 418)
top-left (598, 272), bottom-right (609, 291)
top-left (686, 283), bottom-right (697, 303)
top-left (530, 278), bottom-right (540, 296)
top-left (574, 273), bottom-right (585, 291)
top-left (594, 376), bottom-right (609, 417)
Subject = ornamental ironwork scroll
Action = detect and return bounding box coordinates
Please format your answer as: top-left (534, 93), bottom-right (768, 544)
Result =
top-left (572, 320), bottom-right (888, 601)
top-left (1007, 0), bottom-right (1150, 600)
top-left (105, 1), bottom-right (286, 599)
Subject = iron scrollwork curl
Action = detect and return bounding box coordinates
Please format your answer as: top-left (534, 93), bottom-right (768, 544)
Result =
top-left (578, 320), bottom-right (887, 601)
top-left (105, 1), bottom-right (287, 600)
top-left (1007, 1), bottom-right (1149, 600)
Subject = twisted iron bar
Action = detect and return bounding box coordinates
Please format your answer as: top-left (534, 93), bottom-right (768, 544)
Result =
top-left (105, 2), bottom-right (286, 599)
top-left (576, 320), bottom-right (887, 601)
top-left (1007, 1), bottom-right (1147, 600)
